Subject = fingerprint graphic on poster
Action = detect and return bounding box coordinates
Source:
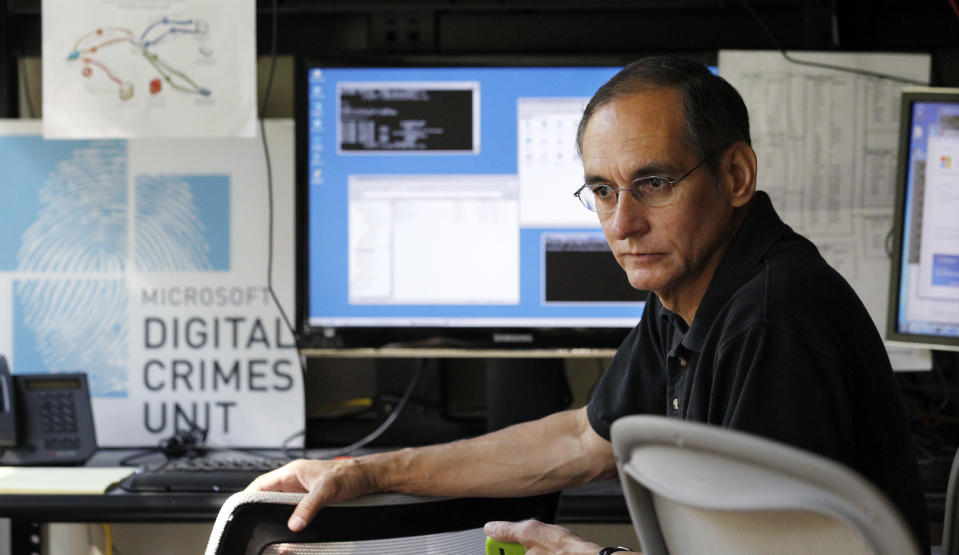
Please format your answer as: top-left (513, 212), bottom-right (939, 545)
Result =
top-left (11, 140), bottom-right (230, 399)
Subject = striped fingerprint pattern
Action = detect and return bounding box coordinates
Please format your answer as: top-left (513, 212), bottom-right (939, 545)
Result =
top-left (135, 174), bottom-right (213, 272)
top-left (15, 279), bottom-right (128, 396)
top-left (17, 144), bottom-right (128, 273)
top-left (15, 143), bottom-right (129, 396)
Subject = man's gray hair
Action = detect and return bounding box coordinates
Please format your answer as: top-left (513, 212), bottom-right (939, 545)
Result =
top-left (576, 55), bottom-right (751, 175)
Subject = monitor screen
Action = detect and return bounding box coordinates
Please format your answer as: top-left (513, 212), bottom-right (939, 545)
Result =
top-left (295, 61), bottom-right (650, 353)
top-left (887, 87), bottom-right (959, 351)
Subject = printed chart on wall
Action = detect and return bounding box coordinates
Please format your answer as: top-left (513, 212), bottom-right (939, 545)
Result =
top-left (41, 0), bottom-right (256, 138)
top-left (719, 50), bottom-right (931, 369)
top-left (0, 120), bottom-right (301, 447)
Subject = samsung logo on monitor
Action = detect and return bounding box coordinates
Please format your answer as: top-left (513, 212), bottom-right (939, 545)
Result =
top-left (492, 333), bottom-right (534, 344)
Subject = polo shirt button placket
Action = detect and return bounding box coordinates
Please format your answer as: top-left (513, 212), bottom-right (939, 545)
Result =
top-left (672, 355), bottom-right (687, 414)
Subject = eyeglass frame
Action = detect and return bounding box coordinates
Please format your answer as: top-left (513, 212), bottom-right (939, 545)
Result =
top-left (573, 149), bottom-right (718, 213)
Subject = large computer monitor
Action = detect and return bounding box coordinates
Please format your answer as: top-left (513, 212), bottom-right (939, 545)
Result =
top-left (887, 87), bottom-right (959, 351)
top-left (295, 59), bottom-right (650, 353)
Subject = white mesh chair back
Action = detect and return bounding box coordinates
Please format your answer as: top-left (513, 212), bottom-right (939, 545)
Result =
top-left (205, 490), bottom-right (558, 555)
top-left (610, 415), bottom-right (921, 555)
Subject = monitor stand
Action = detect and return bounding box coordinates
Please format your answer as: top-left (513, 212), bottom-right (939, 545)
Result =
top-left (305, 357), bottom-right (572, 449)
top-left (485, 358), bottom-right (571, 431)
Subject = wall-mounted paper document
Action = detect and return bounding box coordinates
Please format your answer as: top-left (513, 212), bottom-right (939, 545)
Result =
top-left (42, 0), bottom-right (256, 138)
top-left (719, 50), bottom-right (931, 369)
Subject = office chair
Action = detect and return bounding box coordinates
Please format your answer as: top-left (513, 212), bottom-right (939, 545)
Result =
top-left (205, 490), bottom-right (559, 555)
top-left (610, 415), bottom-right (921, 555)
top-left (942, 447), bottom-right (959, 555)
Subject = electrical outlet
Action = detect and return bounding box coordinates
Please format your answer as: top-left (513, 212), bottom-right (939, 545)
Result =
top-left (370, 11), bottom-right (435, 52)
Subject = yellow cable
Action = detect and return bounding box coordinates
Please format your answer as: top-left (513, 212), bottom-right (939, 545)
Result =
top-left (313, 397), bottom-right (374, 415)
top-left (101, 523), bottom-right (113, 555)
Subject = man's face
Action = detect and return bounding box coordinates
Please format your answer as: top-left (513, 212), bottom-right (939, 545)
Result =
top-left (580, 88), bottom-right (738, 313)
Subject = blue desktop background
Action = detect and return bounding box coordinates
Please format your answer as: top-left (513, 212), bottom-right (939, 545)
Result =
top-left (305, 66), bottom-right (652, 327)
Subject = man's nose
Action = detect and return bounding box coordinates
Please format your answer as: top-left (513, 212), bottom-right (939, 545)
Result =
top-left (605, 191), bottom-right (649, 239)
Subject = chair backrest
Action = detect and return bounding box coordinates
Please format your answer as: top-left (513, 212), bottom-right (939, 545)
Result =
top-left (610, 415), bottom-right (921, 555)
top-left (205, 490), bottom-right (559, 555)
top-left (942, 447), bottom-right (959, 555)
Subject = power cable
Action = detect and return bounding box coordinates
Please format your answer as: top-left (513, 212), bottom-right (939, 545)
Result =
top-left (321, 361), bottom-right (425, 460)
top-left (735, 0), bottom-right (927, 86)
top-left (256, 0), bottom-right (309, 458)
top-left (259, 0), bottom-right (295, 352)
top-left (949, 0), bottom-right (959, 22)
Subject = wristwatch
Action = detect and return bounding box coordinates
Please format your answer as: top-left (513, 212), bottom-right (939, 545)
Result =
top-left (598, 548), bottom-right (633, 555)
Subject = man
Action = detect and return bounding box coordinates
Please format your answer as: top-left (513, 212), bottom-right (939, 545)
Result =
top-left (249, 56), bottom-right (928, 553)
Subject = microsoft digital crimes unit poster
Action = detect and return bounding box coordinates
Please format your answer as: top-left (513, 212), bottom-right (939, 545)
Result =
top-left (0, 120), bottom-right (303, 447)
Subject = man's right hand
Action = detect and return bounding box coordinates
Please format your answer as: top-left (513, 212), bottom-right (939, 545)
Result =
top-left (245, 457), bottom-right (379, 531)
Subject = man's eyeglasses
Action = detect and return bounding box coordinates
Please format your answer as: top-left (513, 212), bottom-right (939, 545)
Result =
top-left (573, 154), bottom-right (712, 214)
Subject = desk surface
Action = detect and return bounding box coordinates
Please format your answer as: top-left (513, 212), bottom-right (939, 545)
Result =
top-left (0, 448), bottom-right (629, 524)
top-left (0, 448), bottom-right (947, 526)
top-left (0, 482), bottom-right (629, 524)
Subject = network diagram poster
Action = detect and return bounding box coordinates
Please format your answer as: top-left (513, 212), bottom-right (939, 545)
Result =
top-left (41, 0), bottom-right (256, 139)
top-left (0, 120), bottom-right (301, 447)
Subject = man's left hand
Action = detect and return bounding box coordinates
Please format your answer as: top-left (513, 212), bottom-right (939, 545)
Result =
top-left (484, 519), bottom-right (605, 555)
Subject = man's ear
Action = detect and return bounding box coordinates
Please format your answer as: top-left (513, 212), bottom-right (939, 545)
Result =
top-left (720, 141), bottom-right (757, 208)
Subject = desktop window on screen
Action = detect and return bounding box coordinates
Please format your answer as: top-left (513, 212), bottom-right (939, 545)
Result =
top-left (303, 66), bottom-right (649, 334)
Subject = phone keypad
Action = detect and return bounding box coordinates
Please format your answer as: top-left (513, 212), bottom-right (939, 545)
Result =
top-left (39, 392), bottom-right (81, 449)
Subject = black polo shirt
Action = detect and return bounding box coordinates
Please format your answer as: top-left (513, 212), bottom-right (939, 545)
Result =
top-left (588, 191), bottom-right (929, 550)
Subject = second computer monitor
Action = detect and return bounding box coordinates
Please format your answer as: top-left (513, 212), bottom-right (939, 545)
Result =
top-left (887, 87), bottom-right (959, 351)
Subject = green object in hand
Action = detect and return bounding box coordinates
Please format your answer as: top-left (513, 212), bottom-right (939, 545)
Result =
top-left (486, 537), bottom-right (525, 555)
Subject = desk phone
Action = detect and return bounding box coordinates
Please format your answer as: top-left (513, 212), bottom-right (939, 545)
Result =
top-left (0, 356), bottom-right (96, 465)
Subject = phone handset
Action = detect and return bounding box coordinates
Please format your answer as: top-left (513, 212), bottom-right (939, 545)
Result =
top-left (0, 356), bottom-right (18, 447)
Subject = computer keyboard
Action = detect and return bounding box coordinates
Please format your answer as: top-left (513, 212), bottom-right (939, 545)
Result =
top-left (121, 456), bottom-right (289, 493)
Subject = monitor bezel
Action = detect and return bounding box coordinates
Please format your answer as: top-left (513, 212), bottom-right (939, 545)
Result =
top-left (885, 87), bottom-right (959, 352)
top-left (293, 54), bottom-right (685, 355)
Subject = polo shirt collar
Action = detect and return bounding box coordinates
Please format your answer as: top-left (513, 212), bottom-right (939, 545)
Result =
top-left (681, 190), bottom-right (787, 352)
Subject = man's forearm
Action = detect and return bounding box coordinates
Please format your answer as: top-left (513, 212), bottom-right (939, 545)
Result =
top-left (247, 405), bottom-right (616, 532)
top-left (364, 406), bottom-right (615, 498)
